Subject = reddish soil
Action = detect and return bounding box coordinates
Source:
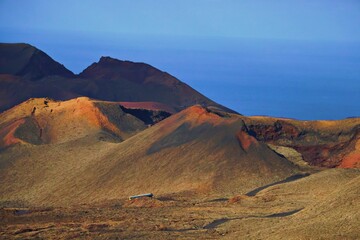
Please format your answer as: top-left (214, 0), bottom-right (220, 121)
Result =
top-left (236, 130), bottom-right (258, 151)
top-left (243, 116), bottom-right (360, 168)
top-left (0, 119), bottom-right (26, 148)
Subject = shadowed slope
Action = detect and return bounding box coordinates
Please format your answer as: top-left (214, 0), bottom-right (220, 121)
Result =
top-left (0, 106), bottom-right (300, 206)
top-left (0, 43), bottom-right (74, 80)
top-left (118, 101), bottom-right (176, 114)
top-left (0, 43), bottom-right (235, 114)
top-left (0, 74), bottom-right (80, 112)
top-left (78, 56), bottom-right (234, 112)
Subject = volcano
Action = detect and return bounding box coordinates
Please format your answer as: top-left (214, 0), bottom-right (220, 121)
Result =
top-left (0, 43), bottom-right (234, 113)
top-left (1, 42), bottom-right (359, 239)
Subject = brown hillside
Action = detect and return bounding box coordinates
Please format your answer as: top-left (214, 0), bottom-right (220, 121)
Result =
top-left (223, 168), bottom-right (360, 240)
top-left (0, 105), bottom-right (300, 206)
top-left (0, 97), bottom-right (172, 149)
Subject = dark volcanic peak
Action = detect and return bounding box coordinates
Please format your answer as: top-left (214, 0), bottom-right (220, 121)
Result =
top-left (0, 43), bottom-right (236, 113)
top-left (79, 56), bottom-right (173, 85)
top-left (98, 56), bottom-right (133, 64)
top-left (79, 55), bottom-right (235, 112)
top-left (0, 43), bottom-right (74, 80)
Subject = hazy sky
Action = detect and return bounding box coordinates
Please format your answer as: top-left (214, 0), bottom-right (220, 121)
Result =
top-left (1, 0), bottom-right (360, 41)
top-left (1, 1), bottom-right (359, 119)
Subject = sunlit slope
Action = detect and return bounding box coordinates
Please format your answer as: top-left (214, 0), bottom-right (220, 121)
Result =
top-left (0, 106), bottom-right (300, 206)
top-left (241, 169), bottom-right (360, 239)
top-left (223, 168), bottom-right (360, 240)
top-left (0, 97), bottom-right (154, 148)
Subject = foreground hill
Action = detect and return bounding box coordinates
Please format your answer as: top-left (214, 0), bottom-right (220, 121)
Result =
top-left (0, 43), bottom-right (233, 113)
top-left (0, 102), bottom-right (300, 206)
top-left (1, 167), bottom-right (359, 239)
top-left (225, 169), bottom-right (360, 239)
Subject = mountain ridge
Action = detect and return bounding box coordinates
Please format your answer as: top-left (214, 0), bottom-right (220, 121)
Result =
top-left (1, 42), bottom-right (360, 239)
top-left (0, 43), bottom-right (75, 80)
top-left (0, 42), bottom-right (235, 114)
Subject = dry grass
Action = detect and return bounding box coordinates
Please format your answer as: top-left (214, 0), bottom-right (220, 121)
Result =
top-left (0, 100), bottom-right (359, 239)
top-left (0, 104), bottom-right (300, 206)
top-left (1, 169), bottom-right (359, 239)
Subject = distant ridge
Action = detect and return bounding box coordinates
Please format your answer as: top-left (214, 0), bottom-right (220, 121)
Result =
top-left (0, 43), bottom-right (235, 114)
top-left (0, 43), bottom-right (74, 80)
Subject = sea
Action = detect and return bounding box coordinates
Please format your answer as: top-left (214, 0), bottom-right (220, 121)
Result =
top-left (2, 31), bottom-right (359, 120)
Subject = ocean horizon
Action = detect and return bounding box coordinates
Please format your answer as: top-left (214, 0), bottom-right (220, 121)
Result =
top-left (1, 30), bottom-right (359, 120)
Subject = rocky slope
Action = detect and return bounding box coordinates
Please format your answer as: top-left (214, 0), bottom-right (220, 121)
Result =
top-left (241, 116), bottom-right (360, 168)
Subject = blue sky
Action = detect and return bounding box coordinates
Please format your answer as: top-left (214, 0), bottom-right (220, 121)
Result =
top-left (1, 0), bottom-right (359, 119)
top-left (1, 0), bottom-right (360, 41)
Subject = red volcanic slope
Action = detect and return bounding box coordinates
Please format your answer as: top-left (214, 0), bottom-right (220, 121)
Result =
top-left (0, 97), bottom-right (171, 149)
top-left (338, 137), bottom-right (360, 168)
top-left (242, 116), bottom-right (360, 168)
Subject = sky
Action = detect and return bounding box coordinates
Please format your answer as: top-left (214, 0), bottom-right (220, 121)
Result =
top-left (0, 0), bottom-right (359, 119)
